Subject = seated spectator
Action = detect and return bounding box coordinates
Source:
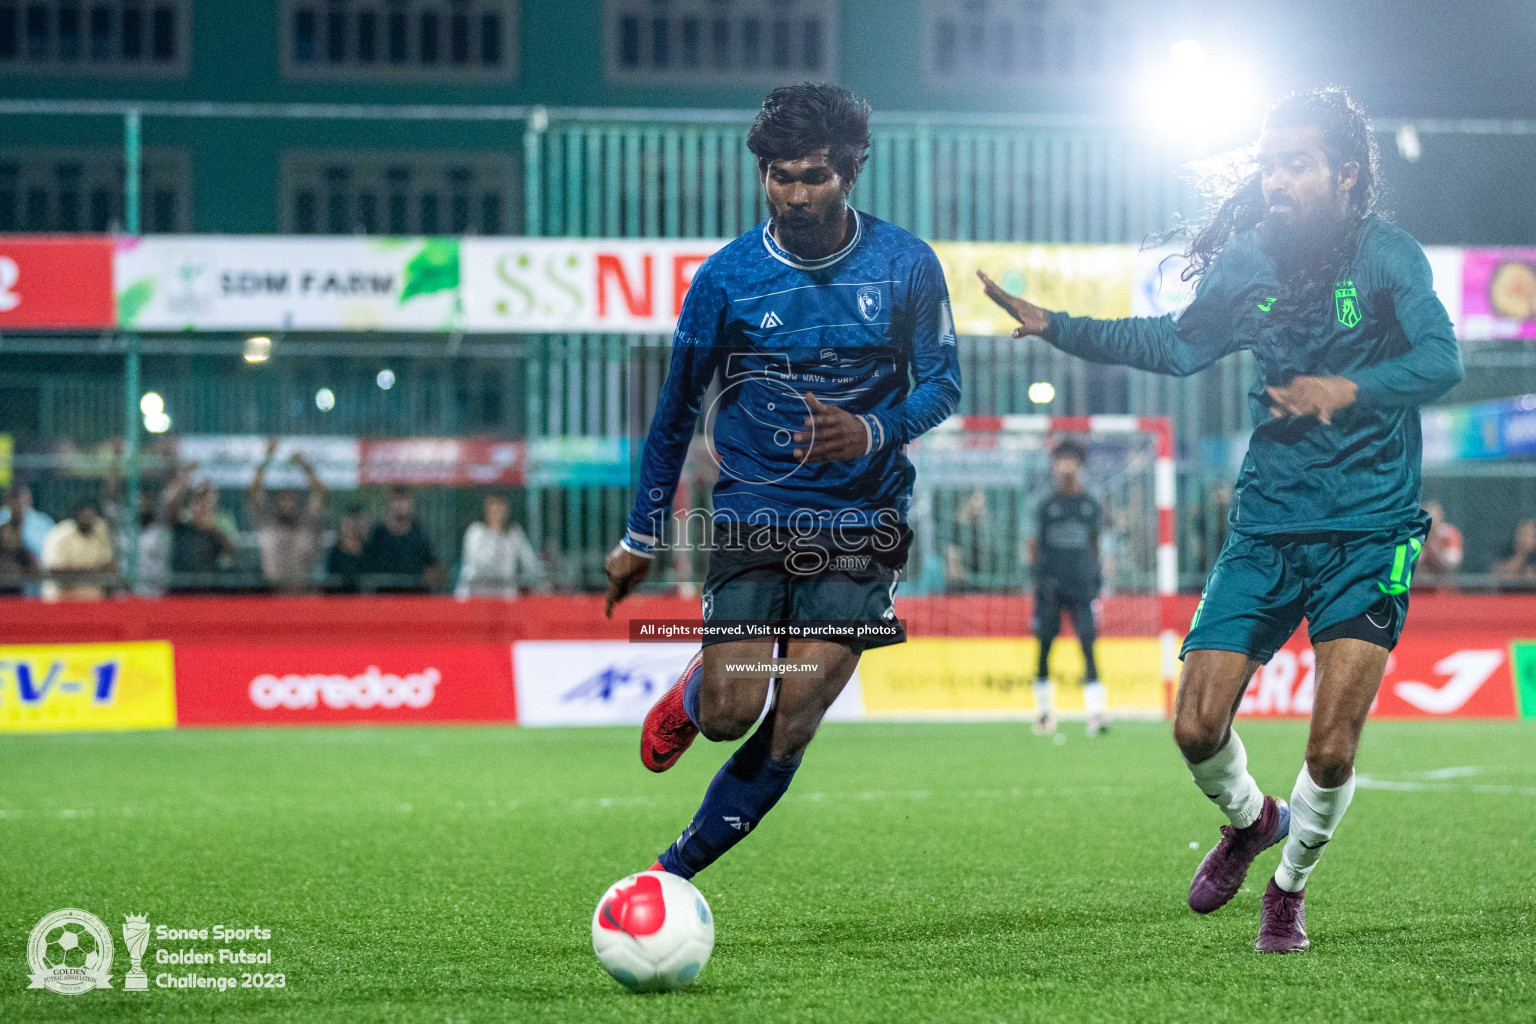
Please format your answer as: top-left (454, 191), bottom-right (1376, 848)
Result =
top-left (0, 481), bottom-right (56, 595)
top-left (248, 439), bottom-right (327, 594)
top-left (0, 518), bottom-right (37, 595)
top-left (455, 493), bottom-right (546, 598)
top-left (325, 502), bottom-right (370, 593)
top-left (1418, 501), bottom-right (1463, 587)
top-left (41, 500), bottom-right (115, 600)
top-left (171, 483), bottom-right (235, 593)
top-left (106, 455), bottom-right (192, 598)
top-left (362, 486), bottom-right (442, 593)
top-left (1493, 519), bottom-right (1536, 587)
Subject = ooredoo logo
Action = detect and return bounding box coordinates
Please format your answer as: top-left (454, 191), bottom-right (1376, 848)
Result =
top-left (248, 666), bottom-right (441, 711)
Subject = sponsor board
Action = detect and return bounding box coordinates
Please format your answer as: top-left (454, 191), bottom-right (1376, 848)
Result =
top-left (461, 237), bottom-right (721, 333)
top-left (512, 641), bottom-right (865, 727)
top-left (857, 637), bottom-right (1163, 717)
top-left (0, 236), bottom-right (116, 329)
top-left (933, 242), bottom-right (1133, 336)
top-left (173, 645), bottom-right (515, 726)
top-left (1461, 247), bottom-right (1536, 340)
top-left (1512, 641), bottom-right (1536, 719)
top-left (176, 435), bottom-right (362, 490)
top-left (114, 236), bottom-right (462, 331)
top-left (1234, 634), bottom-right (1517, 718)
top-left (0, 642), bottom-right (176, 733)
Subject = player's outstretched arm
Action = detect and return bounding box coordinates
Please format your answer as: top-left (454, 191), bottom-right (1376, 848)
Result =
top-left (977, 269), bottom-right (1240, 378)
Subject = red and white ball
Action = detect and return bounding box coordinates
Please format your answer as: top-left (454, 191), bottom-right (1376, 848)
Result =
top-left (591, 871), bottom-right (715, 993)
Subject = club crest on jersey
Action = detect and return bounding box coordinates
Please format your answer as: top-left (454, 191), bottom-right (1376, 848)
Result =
top-left (760, 310), bottom-right (783, 329)
top-left (1334, 281), bottom-right (1361, 328)
top-left (856, 285), bottom-right (882, 322)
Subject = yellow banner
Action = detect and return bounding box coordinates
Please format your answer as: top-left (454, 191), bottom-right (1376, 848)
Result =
top-left (0, 642), bottom-right (176, 732)
top-left (0, 434), bottom-right (11, 488)
top-left (859, 637), bottom-right (1163, 716)
top-left (934, 243), bottom-right (1135, 336)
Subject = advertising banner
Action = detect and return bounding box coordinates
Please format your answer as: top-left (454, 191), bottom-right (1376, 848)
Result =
top-left (1421, 395), bottom-right (1536, 464)
top-left (175, 435), bottom-right (362, 490)
top-left (1234, 634), bottom-right (1518, 719)
top-left (933, 242), bottom-right (1133, 335)
top-left (174, 644), bottom-right (516, 726)
top-left (512, 640), bottom-right (865, 727)
top-left (0, 236), bottom-right (116, 329)
top-left (460, 237), bottom-right (722, 333)
top-left (1512, 641), bottom-right (1536, 719)
top-left (359, 438), bottom-right (527, 486)
top-left (114, 236), bottom-right (462, 331)
top-left (0, 642), bottom-right (176, 733)
top-left (857, 637), bottom-right (1163, 717)
top-left (1461, 248), bottom-right (1536, 340)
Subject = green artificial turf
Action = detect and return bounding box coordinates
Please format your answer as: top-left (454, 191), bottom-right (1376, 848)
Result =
top-left (2, 720), bottom-right (1532, 1023)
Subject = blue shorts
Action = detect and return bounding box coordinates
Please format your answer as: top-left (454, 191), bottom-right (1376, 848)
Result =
top-left (1182, 513), bottom-right (1431, 663)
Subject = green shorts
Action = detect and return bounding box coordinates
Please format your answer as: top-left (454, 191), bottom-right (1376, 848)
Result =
top-left (1182, 513), bottom-right (1431, 663)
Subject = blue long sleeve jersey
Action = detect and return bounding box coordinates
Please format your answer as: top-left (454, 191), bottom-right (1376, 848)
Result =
top-left (624, 212), bottom-right (963, 550)
top-left (1045, 216), bottom-right (1464, 535)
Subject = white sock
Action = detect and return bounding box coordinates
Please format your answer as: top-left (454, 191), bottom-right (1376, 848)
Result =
top-left (1032, 679), bottom-right (1053, 716)
top-left (1275, 765), bottom-right (1355, 892)
top-left (1082, 680), bottom-right (1107, 717)
top-left (1185, 731), bottom-right (1264, 829)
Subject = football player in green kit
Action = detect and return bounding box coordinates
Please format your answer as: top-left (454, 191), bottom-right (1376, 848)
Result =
top-left (979, 89), bottom-right (1463, 953)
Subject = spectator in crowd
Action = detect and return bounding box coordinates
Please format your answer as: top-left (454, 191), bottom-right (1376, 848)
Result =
top-left (945, 488), bottom-right (995, 590)
top-left (105, 455), bottom-right (192, 598)
top-left (455, 493), bottom-right (546, 598)
top-left (1493, 518), bottom-right (1536, 587)
top-left (362, 486), bottom-right (442, 593)
top-left (1417, 500), bottom-right (1464, 587)
top-left (171, 481), bottom-right (236, 593)
top-left (248, 439), bottom-right (327, 594)
top-left (41, 500), bottom-right (115, 600)
top-left (325, 502), bottom-right (370, 593)
top-left (0, 518), bottom-right (37, 595)
top-left (0, 480), bottom-right (56, 568)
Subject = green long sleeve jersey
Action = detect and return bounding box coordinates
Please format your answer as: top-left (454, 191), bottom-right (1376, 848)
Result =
top-left (1046, 216), bottom-right (1464, 535)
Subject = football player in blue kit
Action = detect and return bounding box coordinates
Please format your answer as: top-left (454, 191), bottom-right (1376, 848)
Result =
top-left (604, 84), bottom-right (962, 881)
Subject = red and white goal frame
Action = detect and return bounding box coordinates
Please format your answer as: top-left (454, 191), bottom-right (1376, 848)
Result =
top-left (927, 414), bottom-right (1178, 714)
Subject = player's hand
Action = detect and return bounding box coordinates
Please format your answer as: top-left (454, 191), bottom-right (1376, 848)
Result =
top-left (977, 270), bottom-right (1052, 338)
top-left (792, 393), bottom-right (868, 464)
top-left (604, 542), bottom-right (651, 618)
top-left (1265, 376), bottom-right (1359, 425)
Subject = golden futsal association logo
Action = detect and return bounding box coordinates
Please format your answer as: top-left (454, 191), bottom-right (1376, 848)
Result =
top-left (27, 909), bottom-right (114, 996)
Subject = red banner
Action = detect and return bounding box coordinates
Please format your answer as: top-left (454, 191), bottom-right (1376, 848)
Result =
top-left (1236, 633), bottom-right (1517, 719)
top-left (175, 644), bottom-right (517, 726)
top-left (0, 236), bottom-right (115, 329)
top-left (358, 438), bottom-right (526, 486)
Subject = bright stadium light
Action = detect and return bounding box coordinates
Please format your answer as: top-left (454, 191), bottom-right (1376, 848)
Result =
top-left (376, 368), bottom-right (396, 390)
top-left (315, 387), bottom-right (336, 412)
top-left (143, 410), bottom-right (171, 434)
top-left (1395, 123), bottom-right (1422, 163)
top-left (244, 335), bottom-right (273, 363)
top-left (1028, 381), bottom-right (1056, 404)
top-left (139, 391), bottom-right (164, 417)
top-left (1139, 39), bottom-right (1262, 142)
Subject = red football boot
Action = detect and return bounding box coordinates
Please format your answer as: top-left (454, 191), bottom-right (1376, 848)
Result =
top-left (640, 650), bottom-right (702, 773)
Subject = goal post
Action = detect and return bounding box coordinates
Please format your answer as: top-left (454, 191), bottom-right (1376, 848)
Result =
top-left (895, 414), bottom-right (1178, 719)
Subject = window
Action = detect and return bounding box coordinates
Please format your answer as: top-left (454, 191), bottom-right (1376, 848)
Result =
top-left (281, 0), bottom-right (516, 81)
top-left (922, 0), bottom-right (1143, 85)
top-left (606, 0), bottom-right (836, 84)
top-left (0, 0), bottom-right (188, 75)
top-left (0, 147), bottom-right (190, 232)
top-left (281, 151), bottom-right (521, 236)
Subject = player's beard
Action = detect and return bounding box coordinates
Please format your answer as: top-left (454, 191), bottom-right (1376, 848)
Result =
top-left (1260, 200), bottom-right (1350, 280)
top-left (771, 201), bottom-right (848, 260)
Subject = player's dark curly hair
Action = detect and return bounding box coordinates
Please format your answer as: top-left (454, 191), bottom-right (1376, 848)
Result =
top-left (747, 83), bottom-right (872, 182)
top-left (1051, 438), bottom-right (1087, 465)
top-left (1181, 88), bottom-right (1380, 325)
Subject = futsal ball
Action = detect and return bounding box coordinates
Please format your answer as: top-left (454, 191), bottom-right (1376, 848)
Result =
top-left (592, 870), bottom-right (714, 993)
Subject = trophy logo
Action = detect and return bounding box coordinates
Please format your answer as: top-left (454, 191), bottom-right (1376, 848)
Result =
top-left (27, 908), bottom-right (114, 995)
top-left (122, 914), bottom-right (151, 991)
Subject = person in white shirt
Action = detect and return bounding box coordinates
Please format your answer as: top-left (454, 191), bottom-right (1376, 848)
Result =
top-left (455, 493), bottom-right (545, 599)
